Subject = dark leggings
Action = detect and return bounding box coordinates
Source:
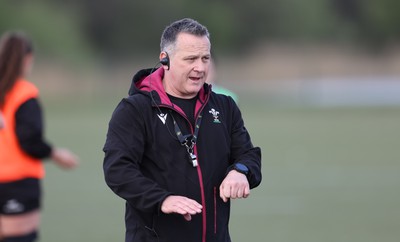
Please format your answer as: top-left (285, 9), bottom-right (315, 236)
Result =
top-left (1, 231), bottom-right (37, 242)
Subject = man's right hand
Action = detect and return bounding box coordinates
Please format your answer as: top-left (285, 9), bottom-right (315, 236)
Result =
top-left (161, 195), bottom-right (202, 221)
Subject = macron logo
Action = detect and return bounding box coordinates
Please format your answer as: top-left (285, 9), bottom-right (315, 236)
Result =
top-left (157, 113), bottom-right (168, 125)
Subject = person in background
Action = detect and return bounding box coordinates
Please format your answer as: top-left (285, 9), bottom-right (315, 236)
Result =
top-left (0, 112), bottom-right (4, 129)
top-left (206, 56), bottom-right (239, 103)
top-left (103, 18), bottom-right (261, 242)
top-left (0, 31), bottom-right (79, 242)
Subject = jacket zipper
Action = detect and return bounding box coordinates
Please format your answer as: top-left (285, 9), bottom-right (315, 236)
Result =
top-left (193, 97), bottom-right (210, 242)
top-left (214, 186), bottom-right (217, 234)
top-left (194, 145), bottom-right (207, 242)
top-left (180, 102), bottom-right (208, 242)
top-left (158, 93), bottom-right (210, 242)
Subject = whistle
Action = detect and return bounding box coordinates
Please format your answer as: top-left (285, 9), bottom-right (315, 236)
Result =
top-left (190, 153), bottom-right (198, 167)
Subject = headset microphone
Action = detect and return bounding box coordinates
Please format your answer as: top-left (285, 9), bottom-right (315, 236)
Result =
top-left (160, 56), bottom-right (170, 70)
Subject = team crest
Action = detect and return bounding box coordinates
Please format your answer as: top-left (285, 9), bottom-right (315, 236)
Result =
top-left (209, 108), bottom-right (221, 123)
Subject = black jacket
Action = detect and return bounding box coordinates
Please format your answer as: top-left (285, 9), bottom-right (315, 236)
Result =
top-left (103, 67), bottom-right (262, 242)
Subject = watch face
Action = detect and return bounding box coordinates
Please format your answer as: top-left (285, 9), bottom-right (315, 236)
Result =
top-left (235, 163), bottom-right (249, 174)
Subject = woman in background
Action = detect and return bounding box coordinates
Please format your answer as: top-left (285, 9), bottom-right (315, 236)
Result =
top-left (206, 56), bottom-right (239, 103)
top-left (0, 31), bottom-right (79, 242)
top-left (0, 112), bottom-right (4, 129)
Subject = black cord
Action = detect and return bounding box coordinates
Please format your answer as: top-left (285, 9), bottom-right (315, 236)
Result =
top-left (148, 63), bottom-right (179, 141)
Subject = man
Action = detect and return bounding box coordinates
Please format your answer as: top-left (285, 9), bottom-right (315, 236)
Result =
top-left (103, 18), bottom-right (262, 242)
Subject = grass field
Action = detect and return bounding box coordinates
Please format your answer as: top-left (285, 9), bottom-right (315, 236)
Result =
top-left (38, 90), bottom-right (400, 242)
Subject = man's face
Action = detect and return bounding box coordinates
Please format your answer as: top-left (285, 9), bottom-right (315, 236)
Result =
top-left (164, 33), bottom-right (211, 99)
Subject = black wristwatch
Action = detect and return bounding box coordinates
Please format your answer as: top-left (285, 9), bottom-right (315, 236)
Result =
top-left (233, 163), bottom-right (249, 176)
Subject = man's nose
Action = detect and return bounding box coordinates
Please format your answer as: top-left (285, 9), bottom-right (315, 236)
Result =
top-left (193, 60), bottom-right (208, 72)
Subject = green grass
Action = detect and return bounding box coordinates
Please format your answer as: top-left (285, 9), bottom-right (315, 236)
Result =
top-left (38, 92), bottom-right (400, 242)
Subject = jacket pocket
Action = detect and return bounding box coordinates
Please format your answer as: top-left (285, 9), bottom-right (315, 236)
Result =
top-left (143, 213), bottom-right (160, 241)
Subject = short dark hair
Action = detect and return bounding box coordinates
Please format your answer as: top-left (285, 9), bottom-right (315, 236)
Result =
top-left (160, 18), bottom-right (210, 53)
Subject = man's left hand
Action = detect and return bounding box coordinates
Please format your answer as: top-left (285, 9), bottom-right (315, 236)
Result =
top-left (219, 170), bottom-right (250, 203)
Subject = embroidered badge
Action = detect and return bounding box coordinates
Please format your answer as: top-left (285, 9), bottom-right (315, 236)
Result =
top-left (209, 108), bottom-right (221, 123)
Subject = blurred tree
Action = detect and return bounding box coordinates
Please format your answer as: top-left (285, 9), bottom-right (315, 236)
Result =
top-left (332, 0), bottom-right (362, 21)
top-left (2, 0), bottom-right (399, 62)
top-left (364, 0), bottom-right (400, 48)
top-left (0, 1), bottom-right (93, 64)
top-left (76, 1), bottom-right (240, 58)
top-left (331, 0), bottom-right (400, 49)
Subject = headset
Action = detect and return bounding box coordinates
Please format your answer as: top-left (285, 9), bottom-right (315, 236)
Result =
top-left (159, 52), bottom-right (170, 70)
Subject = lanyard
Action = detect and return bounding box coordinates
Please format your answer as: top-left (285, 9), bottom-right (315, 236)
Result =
top-left (169, 110), bottom-right (203, 167)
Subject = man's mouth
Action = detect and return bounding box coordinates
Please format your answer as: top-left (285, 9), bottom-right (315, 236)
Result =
top-left (189, 77), bottom-right (201, 81)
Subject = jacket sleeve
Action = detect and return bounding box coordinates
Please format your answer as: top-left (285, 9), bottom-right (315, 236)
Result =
top-left (103, 99), bottom-right (172, 213)
top-left (228, 97), bottom-right (262, 189)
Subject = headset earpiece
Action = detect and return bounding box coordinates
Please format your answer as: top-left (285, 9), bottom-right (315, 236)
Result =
top-left (160, 57), bottom-right (169, 66)
top-left (160, 53), bottom-right (170, 70)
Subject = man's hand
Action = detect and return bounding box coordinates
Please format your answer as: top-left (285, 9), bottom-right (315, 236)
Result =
top-left (219, 170), bottom-right (250, 202)
top-left (161, 195), bottom-right (202, 221)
